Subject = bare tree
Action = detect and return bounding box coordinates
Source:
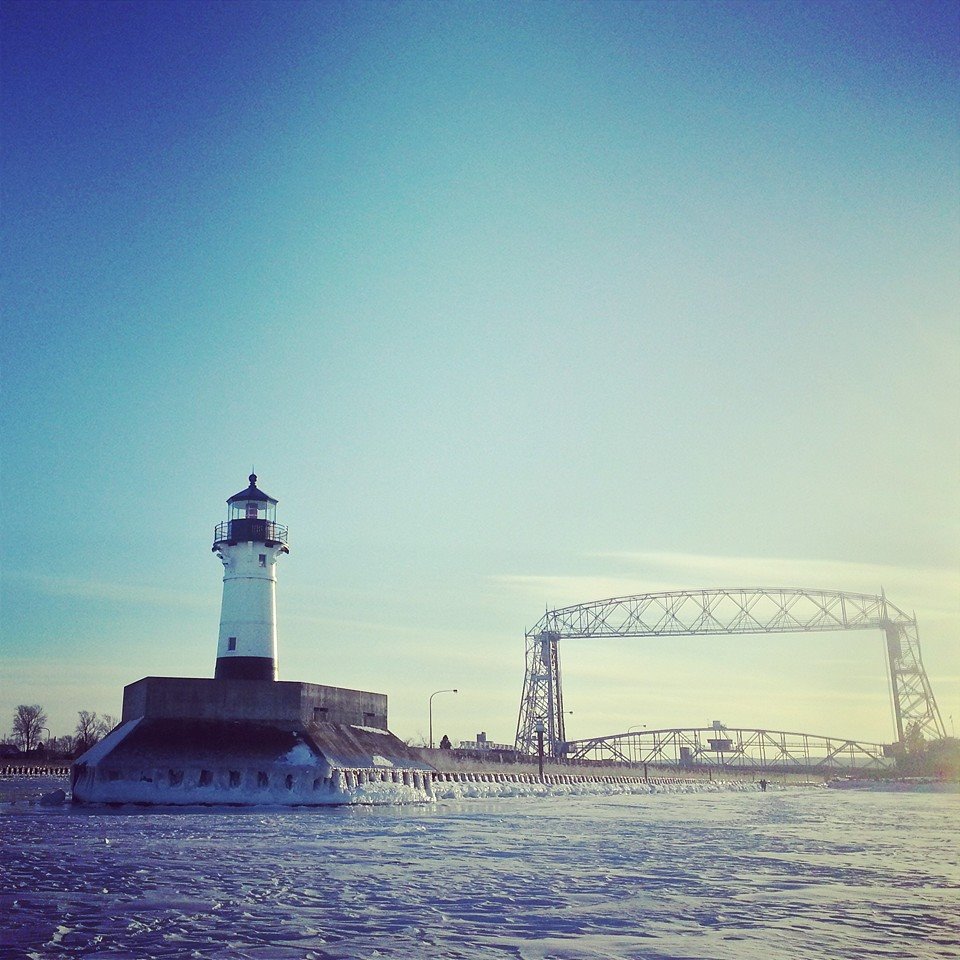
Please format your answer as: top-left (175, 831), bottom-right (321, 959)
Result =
top-left (97, 714), bottom-right (118, 738)
top-left (48, 734), bottom-right (75, 756)
top-left (12, 705), bottom-right (47, 752)
top-left (74, 710), bottom-right (101, 754)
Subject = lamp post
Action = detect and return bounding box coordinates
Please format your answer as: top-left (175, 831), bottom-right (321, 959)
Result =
top-left (429, 688), bottom-right (458, 749)
top-left (535, 718), bottom-right (545, 780)
top-left (40, 726), bottom-right (51, 754)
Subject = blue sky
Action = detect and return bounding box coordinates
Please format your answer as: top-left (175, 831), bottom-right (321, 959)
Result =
top-left (2, 0), bottom-right (958, 746)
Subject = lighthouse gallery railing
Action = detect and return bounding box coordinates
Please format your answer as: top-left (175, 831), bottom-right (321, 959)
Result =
top-left (213, 520), bottom-right (289, 545)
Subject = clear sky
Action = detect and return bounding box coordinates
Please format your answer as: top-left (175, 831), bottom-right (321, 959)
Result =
top-left (2, 0), bottom-right (958, 748)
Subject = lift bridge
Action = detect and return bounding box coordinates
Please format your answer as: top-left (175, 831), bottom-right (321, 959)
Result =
top-left (515, 588), bottom-right (946, 773)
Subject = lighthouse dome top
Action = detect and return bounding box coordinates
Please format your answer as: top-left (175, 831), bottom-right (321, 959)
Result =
top-left (227, 473), bottom-right (278, 505)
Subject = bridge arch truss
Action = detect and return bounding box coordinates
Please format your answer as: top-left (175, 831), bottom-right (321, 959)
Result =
top-left (564, 725), bottom-right (892, 772)
top-left (515, 588), bottom-right (946, 758)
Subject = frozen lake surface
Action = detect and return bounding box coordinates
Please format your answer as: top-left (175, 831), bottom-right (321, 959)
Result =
top-left (1, 782), bottom-right (957, 959)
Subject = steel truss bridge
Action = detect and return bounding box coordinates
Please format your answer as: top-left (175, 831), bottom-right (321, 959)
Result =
top-left (565, 726), bottom-right (892, 772)
top-left (516, 588), bottom-right (946, 769)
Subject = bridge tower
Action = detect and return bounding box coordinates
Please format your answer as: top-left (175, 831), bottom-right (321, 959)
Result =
top-left (516, 628), bottom-right (567, 758)
top-left (880, 594), bottom-right (944, 744)
top-left (212, 474), bottom-right (289, 681)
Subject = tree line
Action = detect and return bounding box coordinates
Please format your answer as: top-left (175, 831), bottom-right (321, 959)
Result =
top-left (4, 704), bottom-right (118, 758)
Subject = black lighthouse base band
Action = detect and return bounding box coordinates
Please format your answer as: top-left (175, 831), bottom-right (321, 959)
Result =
top-left (215, 656), bottom-right (277, 681)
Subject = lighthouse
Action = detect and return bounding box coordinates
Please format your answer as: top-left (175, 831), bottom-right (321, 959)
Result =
top-left (212, 474), bottom-right (289, 681)
top-left (71, 471), bottom-right (434, 806)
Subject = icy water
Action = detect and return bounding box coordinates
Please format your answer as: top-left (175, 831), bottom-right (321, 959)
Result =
top-left (1, 785), bottom-right (957, 960)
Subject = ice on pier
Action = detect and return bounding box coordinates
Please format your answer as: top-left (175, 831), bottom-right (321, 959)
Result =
top-left (338, 774), bottom-right (776, 807)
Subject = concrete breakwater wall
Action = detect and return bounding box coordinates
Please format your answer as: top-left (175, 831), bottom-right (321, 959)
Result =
top-left (2, 764), bottom-right (758, 805)
top-left (1, 765), bottom-right (71, 777)
top-left (4, 764), bottom-right (686, 793)
top-left (416, 750), bottom-right (827, 785)
top-left (332, 768), bottom-right (686, 795)
top-left (430, 770), bottom-right (660, 787)
top-left (414, 747), bottom-right (723, 781)
top-left (341, 768), bottom-right (761, 802)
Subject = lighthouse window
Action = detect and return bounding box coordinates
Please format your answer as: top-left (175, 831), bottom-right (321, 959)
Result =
top-left (246, 502), bottom-right (258, 519)
top-left (228, 637), bottom-right (237, 651)
top-left (259, 554), bottom-right (267, 567)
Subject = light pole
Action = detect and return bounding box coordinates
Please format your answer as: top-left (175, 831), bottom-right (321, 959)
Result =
top-left (40, 726), bottom-right (51, 754)
top-left (429, 688), bottom-right (458, 749)
top-left (535, 718), bottom-right (545, 780)
top-left (628, 725), bottom-right (647, 777)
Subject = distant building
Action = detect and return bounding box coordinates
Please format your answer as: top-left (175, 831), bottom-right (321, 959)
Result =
top-left (457, 731), bottom-right (514, 753)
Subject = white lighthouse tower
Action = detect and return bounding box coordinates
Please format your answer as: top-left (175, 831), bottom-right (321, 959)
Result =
top-left (212, 474), bottom-right (289, 681)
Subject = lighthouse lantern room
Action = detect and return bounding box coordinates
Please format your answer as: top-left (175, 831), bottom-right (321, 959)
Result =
top-left (213, 474), bottom-right (289, 681)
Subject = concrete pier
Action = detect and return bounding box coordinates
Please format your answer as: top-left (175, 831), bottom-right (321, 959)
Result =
top-left (71, 676), bottom-right (432, 806)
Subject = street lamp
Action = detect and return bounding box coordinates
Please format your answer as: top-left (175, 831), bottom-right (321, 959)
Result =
top-left (628, 725), bottom-right (647, 775)
top-left (535, 718), bottom-right (545, 780)
top-left (429, 688), bottom-right (458, 749)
